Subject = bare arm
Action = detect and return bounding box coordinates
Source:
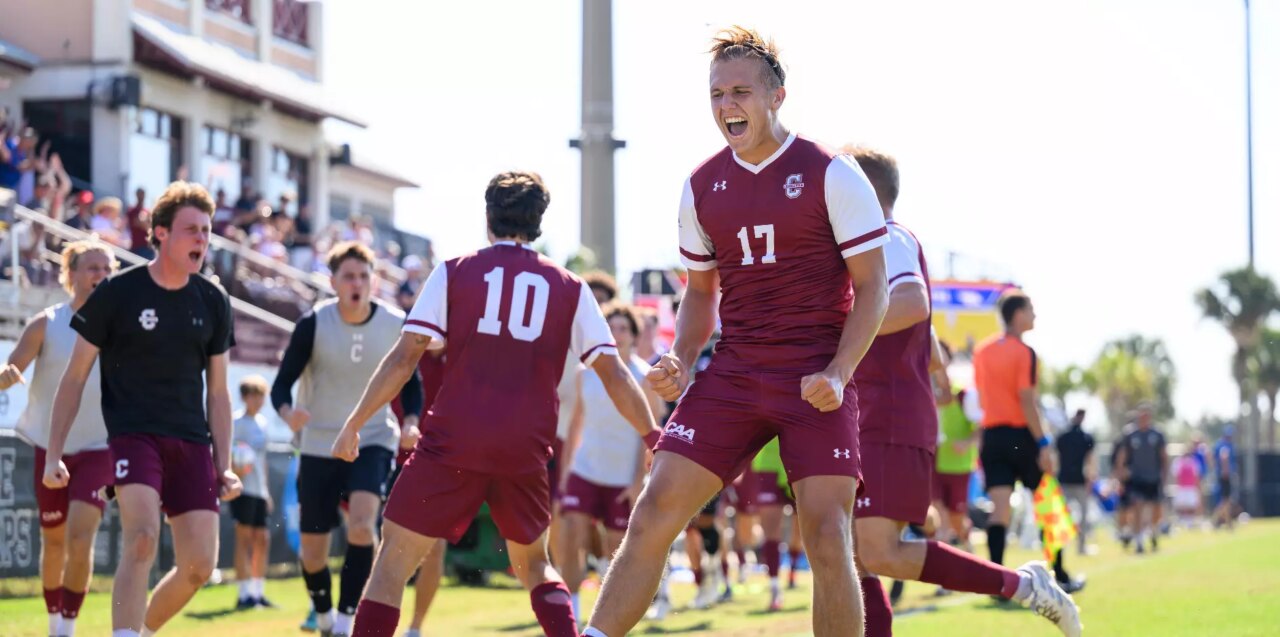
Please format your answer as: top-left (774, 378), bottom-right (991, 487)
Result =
top-left (1019, 388), bottom-right (1046, 440)
top-left (878, 281), bottom-right (930, 335)
top-left (671, 269), bottom-right (719, 370)
top-left (0, 313), bottom-right (46, 390)
top-left (206, 353), bottom-right (233, 474)
top-left (591, 353), bottom-right (659, 440)
top-left (830, 248), bottom-right (889, 383)
top-left (45, 337), bottom-right (99, 462)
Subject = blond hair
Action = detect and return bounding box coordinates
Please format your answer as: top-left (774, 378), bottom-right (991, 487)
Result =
top-left (709, 26), bottom-right (785, 89)
top-left (59, 240), bottom-right (118, 294)
top-left (239, 375), bottom-right (270, 398)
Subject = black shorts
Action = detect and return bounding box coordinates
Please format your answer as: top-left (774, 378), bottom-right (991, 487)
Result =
top-left (230, 495), bottom-right (268, 528)
top-left (980, 426), bottom-right (1043, 492)
top-left (1219, 476), bottom-right (1233, 500)
top-left (1125, 480), bottom-right (1161, 504)
top-left (298, 447), bottom-right (395, 534)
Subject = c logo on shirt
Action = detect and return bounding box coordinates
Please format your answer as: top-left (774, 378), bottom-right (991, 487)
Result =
top-left (351, 333), bottom-right (364, 363)
top-left (138, 309), bottom-right (158, 331)
top-left (784, 173), bottom-right (805, 199)
top-left (115, 459), bottom-right (129, 479)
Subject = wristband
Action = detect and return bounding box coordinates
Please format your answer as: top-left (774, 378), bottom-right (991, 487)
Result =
top-left (1038, 435), bottom-right (1052, 449)
top-left (644, 429), bottom-right (662, 450)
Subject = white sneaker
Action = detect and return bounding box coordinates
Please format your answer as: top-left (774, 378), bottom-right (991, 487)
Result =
top-left (1017, 561), bottom-right (1083, 637)
top-left (690, 582), bottom-right (719, 610)
top-left (645, 596), bottom-right (672, 620)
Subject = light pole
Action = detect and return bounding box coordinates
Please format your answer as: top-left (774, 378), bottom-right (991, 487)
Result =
top-left (1245, 0), bottom-right (1255, 270)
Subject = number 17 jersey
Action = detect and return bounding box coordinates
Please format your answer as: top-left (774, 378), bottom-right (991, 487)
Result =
top-left (679, 134), bottom-right (888, 375)
top-left (404, 242), bottom-right (616, 475)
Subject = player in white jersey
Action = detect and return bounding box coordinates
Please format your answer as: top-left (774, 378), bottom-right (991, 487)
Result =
top-left (0, 240), bottom-right (116, 637)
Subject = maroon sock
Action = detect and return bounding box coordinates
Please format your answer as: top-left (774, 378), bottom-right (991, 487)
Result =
top-left (42, 587), bottom-right (60, 615)
top-left (693, 567), bottom-right (704, 586)
top-left (788, 549), bottom-right (802, 577)
top-left (720, 554), bottom-right (730, 579)
top-left (352, 599), bottom-right (400, 637)
top-left (762, 540), bottom-right (781, 578)
top-left (861, 577), bottom-right (893, 637)
top-left (60, 587), bottom-right (86, 619)
top-left (918, 540), bottom-right (1021, 598)
top-left (530, 581), bottom-right (577, 637)
top-left (735, 548), bottom-right (747, 570)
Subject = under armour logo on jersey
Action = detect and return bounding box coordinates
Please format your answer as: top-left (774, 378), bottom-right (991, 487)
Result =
top-left (665, 422), bottom-right (696, 443)
top-left (138, 309), bottom-right (158, 331)
top-left (784, 173), bottom-right (805, 199)
top-left (712, 180), bottom-right (727, 192)
top-left (834, 448), bottom-right (851, 459)
top-left (857, 497), bottom-right (871, 509)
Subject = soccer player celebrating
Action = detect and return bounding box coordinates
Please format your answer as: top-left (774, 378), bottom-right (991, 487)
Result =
top-left (337, 171), bottom-right (661, 637)
top-left (846, 147), bottom-right (1081, 637)
top-left (585, 27), bottom-right (890, 637)
top-left (271, 241), bottom-right (424, 637)
top-left (1, 240), bottom-right (116, 637)
top-left (556, 302), bottom-right (663, 621)
top-left (45, 182), bottom-right (241, 637)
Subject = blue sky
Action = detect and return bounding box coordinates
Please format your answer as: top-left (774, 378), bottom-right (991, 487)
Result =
top-left (322, 0), bottom-right (1280, 424)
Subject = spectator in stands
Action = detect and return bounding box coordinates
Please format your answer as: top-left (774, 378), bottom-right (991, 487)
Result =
top-left (0, 124), bottom-right (38, 194)
top-left (394, 255), bottom-right (427, 312)
top-left (235, 183), bottom-right (259, 216)
top-left (342, 214), bottom-right (375, 246)
top-left (256, 224), bottom-right (288, 264)
top-left (127, 188), bottom-right (153, 259)
top-left (288, 204), bottom-right (314, 271)
top-left (64, 192), bottom-right (94, 232)
top-left (213, 188), bottom-right (235, 237)
top-left (278, 190), bottom-right (295, 219)
top-left (634, 306), bottom-right (663, 364)
top-left (583, 270), bottom-right (618, 305)
top-left (89, 197), bottom-right (129, 248)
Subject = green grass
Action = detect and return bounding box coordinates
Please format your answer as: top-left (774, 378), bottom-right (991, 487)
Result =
top-left (4, 520), bottom-right (1278, 636)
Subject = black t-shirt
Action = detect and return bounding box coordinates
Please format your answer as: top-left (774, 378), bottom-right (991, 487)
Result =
top-left (1056, 426), bottom-right (1094, 485)
top-left (73, 264), bottom-right (236, 443)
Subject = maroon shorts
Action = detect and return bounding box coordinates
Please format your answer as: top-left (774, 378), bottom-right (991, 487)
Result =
top-left (729, 468), bottom-right (760, 515)
top-left (384, 452), bottom-right (551, 546)
top-left (856, 443), bottom-right (934, 526)
top-left (108, 433), bottom-right (219, 517)
top-left (548, 438), bottom-right (565, 505)
top-left (559, 473), bottom-right (631, 531)
top-left (753, 470), bottom-right (794, 508)
top-left (658, 369), bottom-right (860, 485)
top-left (933, 470), bottom-right (971, 514)
top-left (33, 446), bottom-right (113, 528)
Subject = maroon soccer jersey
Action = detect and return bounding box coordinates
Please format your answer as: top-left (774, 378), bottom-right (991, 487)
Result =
top-left (854, 221), bottom-right (938, 451)
top-left (403, 242), bottom-right (616, 475)
top-left (679, 134), bottom-right (888, 375)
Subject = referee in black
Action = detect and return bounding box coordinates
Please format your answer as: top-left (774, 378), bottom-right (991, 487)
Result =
top-left (44, 182), bottom-right (241, 637)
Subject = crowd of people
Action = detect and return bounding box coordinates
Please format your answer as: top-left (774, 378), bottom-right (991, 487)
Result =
top-left (5, 22), bottom-right (1251, 637)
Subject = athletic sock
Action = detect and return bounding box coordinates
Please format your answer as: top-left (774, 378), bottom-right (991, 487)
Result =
top-left (339, 543), bottom-right (375, 615)
top-left (987, 524), bottom-right (1007, 565)
top-left (918, 540), bottom-right (1021, 599)
top-left (720, 554), bottom-right (730, 580)
top-left (303, 566), bottom-right (334, 614)
top-left (861, 577), bottom-right (893, 637)
top-left (693, 567), bottom-right (704, 586)
top-left (57, 618), bottom-right (76, 637)
top-left (60, 587), bottom-right (86, 619)
top-left (351, 599), bottom-right (399, 637)
top-left (761, 540), bottom-right (781, 578)
top-left (787, 548), bottom-right (802, 583)
top-left (1053, 549), bottom-right (1070, 583)
top-left (333, 612), bottom-right (354, 636)
top-left (317, 610), bottom-right (336, 632)
top-left (530, 581), bottom-right (576, 637)
top-left (735, 548), bottom-right (747, 571)
top-left (140, 627), bottom-right (156, 637)
top-left (239, 580), bottom-right (252, 600)
top-left (48, 612), bottom-right (61, 637)
top-left (43, 587), bottom-right (61, 616)
top-left (254, 577), bottom-right (266, 598)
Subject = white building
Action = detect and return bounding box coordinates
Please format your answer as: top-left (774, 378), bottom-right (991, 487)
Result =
top-left (0, 0), bottom-right (393, 231)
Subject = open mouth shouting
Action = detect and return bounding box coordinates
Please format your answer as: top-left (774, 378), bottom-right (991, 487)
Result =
top-left (724, 115), bottom-right (748, 139)
top-left (188, 250), bottom-right (204, 268)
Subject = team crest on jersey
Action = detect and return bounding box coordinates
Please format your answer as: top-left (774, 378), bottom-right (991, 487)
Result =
top-left (138, 309), bottom-right (158, 331)
top-left (784, 173), bottom-right (805, 199)
top-left (665, 421), bottom-right (696, 443)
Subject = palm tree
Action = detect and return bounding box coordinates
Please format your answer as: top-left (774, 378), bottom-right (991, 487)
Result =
top-left (1253, 328), bottom-right (1280, 449)
top-left (1044, 364), bottom-right (1095, 412)
top-left (1090, 345), bottom-right (1156, 433)
top-left (1105, 335), bottom-right (1178, 421)
top-left (1196, 267), bottom-right (1280, 512)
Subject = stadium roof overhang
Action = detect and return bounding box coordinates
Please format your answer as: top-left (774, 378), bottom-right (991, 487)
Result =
top-left (131, 13), bottom-right (366, 128)
top-left (0, 37), bottom-right (40, 74)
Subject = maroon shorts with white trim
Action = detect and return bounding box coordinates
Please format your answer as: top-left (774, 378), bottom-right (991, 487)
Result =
top-left (933, 470), bottom-right (971, 514)
top-left (108, 433), bottom-right (219, 516)
top-left (855, 442), bottom-right (934, 525)
top-left (559, 472), bottom-right (631, 531)
top-left (33, 446), bottom-right (113, 528)
top-left (384, 451), bottom-right (551, 546)
top-left (656, 369), bottom-right (860, 486)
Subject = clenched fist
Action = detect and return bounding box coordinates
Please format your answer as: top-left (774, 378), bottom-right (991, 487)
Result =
top-left (800, 369), bottom-right (846, 413)
top-left (646, 353), bottom-right (689, 402)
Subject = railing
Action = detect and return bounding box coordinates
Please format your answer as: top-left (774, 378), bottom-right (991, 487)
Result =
top-left (11, 205), bottom-right (295, 333)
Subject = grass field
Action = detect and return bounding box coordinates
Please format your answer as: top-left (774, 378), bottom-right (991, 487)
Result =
top-left (4, 520), bottom-right (1279, 636)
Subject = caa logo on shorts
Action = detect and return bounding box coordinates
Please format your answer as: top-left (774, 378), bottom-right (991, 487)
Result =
top-left (41, 510), bottom-right (63, 523)
top-left (138, 309), bottom-right (158, 331)
top-left (665, 422), bottom-right (696, 443)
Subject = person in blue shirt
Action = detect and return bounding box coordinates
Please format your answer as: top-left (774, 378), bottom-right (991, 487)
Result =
top-left (1212, 426), bottom-right (1237, 529)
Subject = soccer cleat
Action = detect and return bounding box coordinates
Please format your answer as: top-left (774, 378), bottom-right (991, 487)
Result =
top-left (690, 582), bottom-right (719, 610)
top-left (256, 596), bottom-right (279, 609)
top-left (767, 589), bottom-right (784, 612)
top-left (300, 609), bottom-right (318, 633)
top-left (1017, 561), bottom-right (1083, 637)
top-left (236, 596), bottom-right (258, 611)
top-left (718, 584), bottom-right (734, 603)
top-left (645, 596), bottom-right (672, 620)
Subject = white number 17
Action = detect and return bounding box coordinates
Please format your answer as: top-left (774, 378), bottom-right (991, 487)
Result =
top-left (736, 224), bottom-right (776, 266)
